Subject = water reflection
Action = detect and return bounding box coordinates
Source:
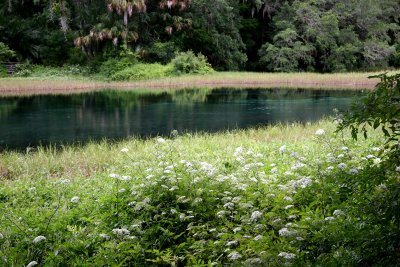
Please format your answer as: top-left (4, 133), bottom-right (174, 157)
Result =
top-left (0, 88), bottom-right (362, 150)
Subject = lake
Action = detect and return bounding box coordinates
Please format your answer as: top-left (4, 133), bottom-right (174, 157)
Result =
top-left (0, 88), bottom-right (363, 150)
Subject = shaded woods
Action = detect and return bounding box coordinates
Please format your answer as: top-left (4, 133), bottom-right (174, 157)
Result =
top-left (1, 0), bottom-right (399, 73)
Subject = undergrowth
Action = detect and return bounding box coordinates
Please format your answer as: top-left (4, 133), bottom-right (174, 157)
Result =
top-left (0, 121), bottom-right (399, 266)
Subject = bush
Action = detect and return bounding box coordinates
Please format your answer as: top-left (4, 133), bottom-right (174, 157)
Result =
top-left (170, 51), bottom-right (213, 75)
top-left (337, 73), bottom-right (400, 166)
top-left (111, 63), bottom-right (172, 81)
top-left (99, 57), bottom-right (138, 79)
top-left (0, 42), bottom-right (15, 62)
top-left (0, 65), bottom-right (8, 77)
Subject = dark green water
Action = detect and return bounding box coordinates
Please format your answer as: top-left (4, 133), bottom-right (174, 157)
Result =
top-left (0, 88), bottom-right (363, 150)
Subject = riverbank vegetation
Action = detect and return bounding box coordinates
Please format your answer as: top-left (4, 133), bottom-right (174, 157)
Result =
top-left (1, 119), bottom-right (399, 266)
top-left (1, 0), bottom-right (400, 76)
top-left (1, 74), bottom-right (399, 266)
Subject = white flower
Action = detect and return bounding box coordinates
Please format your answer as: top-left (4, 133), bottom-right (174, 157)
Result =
top-left (327, 166), bottom-right (334, 171)
top-left (0, 233), bottom-right (3, 239)
top-left (226, 240), bottom-right (238, 247)
top-left (251, 211), bottom-right (263, 221)
top-left (325, 216), bottom-right (335, 222)
top-left (26, 261), bottom-right (38, 267)
top-left (373, 158), bottom-right (381, 165)
top-left (227, 251), bottom-right (242, 260)
top-left (70, 196), bottom-right (80, 203)
top-left (156, 137), bottom-right (166, 143)
top-left (291, 162), bottom-right (306, 171)
top-left (99, 233), bottom-right (110, 240)
top-left (396, 166), bottom-right (400, 172)
top-left (278, 228), bottom-right (291, 237)
top-left (341, 146), bottom-right (349, 151)
top-left (233, 227), bottom-right (242, 233)
top-left (292, 177), bottom-right (312, 188)
top-left (120, 175), bottom-right (132, 181)
top-left (284, 196), bottom-right (293, 202)
top-left (120, 148), bottom-right (129, 153)
top-left (109, 173), bottom-right (119, 179)
top-left (271, 167), bottom-right (278, 174)
top-left (223, 202), bottom-right (235, 210)
top-left (254, 235), bottom-right (263, 241)
top-left (112, 228), bottom-right (130, 236)
top-left (349, 168), bottom-right (359, 175)
top-left (338, 163), bottom-right (347, 170)
top-left (366, 154), bottom-right (375, 159)
top-left (315, 129), bottom-right (325, 136)
top-left (217, 211), bottom-right (226, 218)
top-left (279, 145), bottom-right (286, 154)
top-left (284, 205), bottom-right (294, 210)
top-left (33, 236), bottom-right (46, 244)
top-left (371, 147), bottom-right (380, 152)
top-left (333, 210), bottom-right (345, 216)
top-left (278, 252), bottom-right (296, 259)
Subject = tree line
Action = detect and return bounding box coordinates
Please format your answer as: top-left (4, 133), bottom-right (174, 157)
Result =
top-left (0, 0), bottom-right (399, 72)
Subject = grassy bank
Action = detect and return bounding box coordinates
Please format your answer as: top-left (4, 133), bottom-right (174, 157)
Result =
top-left (1, 71), bottom-right (398, 96)
top-left (1, 120), bottom-right (399, 266)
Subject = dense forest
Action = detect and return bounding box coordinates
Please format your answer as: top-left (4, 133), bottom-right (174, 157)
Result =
top-left (0, 0), bottom-right (400, 72)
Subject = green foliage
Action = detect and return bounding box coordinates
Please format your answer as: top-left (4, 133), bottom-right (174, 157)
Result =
top-left (170, 51), bottom-right (213, 75)
top-left (13, 64), bottom-right (91, 78)
top-left (1, 121), bottom-right (399, 265)
top-left (111, 63), bottom-right (172, 81)
top-left (0, 42), bottom-right (15, 62)
top-left (0, 65), bottom-right (7, 77)
top-left (99, 56), bottom-right (138, 79)
top-left (145, 41), bottom-right (178, 65)
top-left (337, 73), bottom-right (400, 165)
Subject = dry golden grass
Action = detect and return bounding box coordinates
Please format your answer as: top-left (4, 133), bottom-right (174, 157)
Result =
top-left (1, 71), bottom-right (398, 96)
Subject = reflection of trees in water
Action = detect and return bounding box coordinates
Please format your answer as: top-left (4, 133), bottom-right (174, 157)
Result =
top-left (0, 100), bottom-right (18, 118)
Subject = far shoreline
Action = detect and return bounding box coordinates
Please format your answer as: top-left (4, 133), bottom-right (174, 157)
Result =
top-left (0, 71), bottom-right (392, 96)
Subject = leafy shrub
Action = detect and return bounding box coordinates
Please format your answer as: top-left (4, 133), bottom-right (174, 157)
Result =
top-left (111, 63), bottom-right (172, 81)
top-left (337, 73), bottom-right (400, 166)
top-left (170, 51), bottom-right (213, 75)
top-left (0, 65), bottom-right (8, 77)
top-left (0, 42), bottom-right (15, 62)
top-left (99, 57), bottom-right (138, 79)
top-left (13, 63), bottom-right (33, 77)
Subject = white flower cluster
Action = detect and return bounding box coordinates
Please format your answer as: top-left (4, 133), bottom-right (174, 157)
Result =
top-left (315, 129), bottom-right (325, 136)
top-left (33, 236), bottom-right (46, 244)
top-left (70, 196), bottom-right (80, 203)
top-left (292, 176), bottom-right (312, 188)
top-left (278, 252), bottom-right (296, 259)
top-left (250, 211), bottom-right (263, 221)
top-left (112, 228), bottom-right (130, 236)
top-left (27, 261), bottom-right (38, 267)
top-left (278, 228), bottom-right (296, 237)
top-left (227, 251), bottom-right (242, 260)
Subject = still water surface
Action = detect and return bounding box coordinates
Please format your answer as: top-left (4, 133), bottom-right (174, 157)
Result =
top-left (0, 88), bottom-right (362, 150)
